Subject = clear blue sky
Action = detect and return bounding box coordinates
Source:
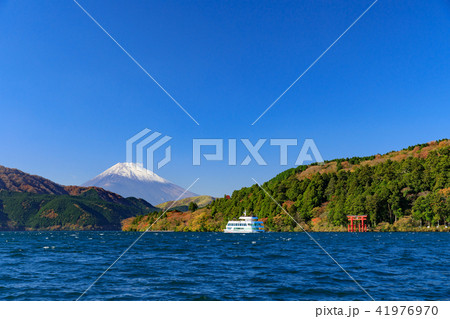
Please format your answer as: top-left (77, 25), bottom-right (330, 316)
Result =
top-left (0, 0), bottom-right (449, 198)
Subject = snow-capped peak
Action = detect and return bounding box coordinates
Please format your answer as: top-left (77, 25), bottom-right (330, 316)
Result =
top-left (83, 162), bottom-right (198, 204)
top-left (97, 162), bottom-right (169, 184)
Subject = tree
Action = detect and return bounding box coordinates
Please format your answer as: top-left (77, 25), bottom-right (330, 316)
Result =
top-left (188, 202), bottom-right (198, 212)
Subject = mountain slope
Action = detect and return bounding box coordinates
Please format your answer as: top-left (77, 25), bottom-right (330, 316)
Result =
top-left (83, 163), bottom-right (198, 205)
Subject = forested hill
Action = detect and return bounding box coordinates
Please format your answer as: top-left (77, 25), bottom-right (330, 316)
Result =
top-left (124, 139), bottom-right (449, 232)
top-left (209, 139), bottom-right (450, 231)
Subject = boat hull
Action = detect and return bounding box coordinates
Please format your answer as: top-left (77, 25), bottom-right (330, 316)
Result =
top-left (223, 229), bottom-right (264, 233)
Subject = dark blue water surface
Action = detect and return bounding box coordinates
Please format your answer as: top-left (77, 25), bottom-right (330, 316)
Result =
top-left (0, 231), bottom-right (449, 300)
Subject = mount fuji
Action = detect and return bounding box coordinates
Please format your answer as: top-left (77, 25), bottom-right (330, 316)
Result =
top-left (83, 163), bottom-right (197, 205)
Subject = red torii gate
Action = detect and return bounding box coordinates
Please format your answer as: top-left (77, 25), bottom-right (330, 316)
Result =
top-left (347, 215), bottom-right (368, 232)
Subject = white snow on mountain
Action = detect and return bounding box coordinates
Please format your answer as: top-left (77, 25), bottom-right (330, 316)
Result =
top-left (83, 163), bottom-right (197, 205)
top-left (96, 163), bottom-right (169, 183)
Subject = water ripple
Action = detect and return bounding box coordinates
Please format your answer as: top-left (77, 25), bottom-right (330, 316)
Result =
top-left (0, 231), bottom-right (448, 300)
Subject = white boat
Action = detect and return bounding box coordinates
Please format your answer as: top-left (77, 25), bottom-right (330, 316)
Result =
top-left (223, 211), bottom-right (265, 233)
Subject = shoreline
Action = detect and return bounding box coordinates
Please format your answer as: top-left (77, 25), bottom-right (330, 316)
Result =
top-left (3, 228), bottom-right (447, 233)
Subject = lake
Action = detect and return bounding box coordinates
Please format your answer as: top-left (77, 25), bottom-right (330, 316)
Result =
top-left (0, 231), bottom-right (448, 300)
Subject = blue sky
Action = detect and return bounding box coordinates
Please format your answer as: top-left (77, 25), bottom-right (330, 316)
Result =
top-left (0, 0), bottom-right (449, 198)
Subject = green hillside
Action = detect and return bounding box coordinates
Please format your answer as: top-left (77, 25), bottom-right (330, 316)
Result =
top-left (0, 188), bottom-right (159, 230)
top-left (125, 140), bottom-right (450, 232)
top-left (209, 140), bottom-right (450, 231)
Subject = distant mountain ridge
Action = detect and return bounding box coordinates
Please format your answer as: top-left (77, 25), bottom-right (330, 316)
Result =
top-left (0, 165), bottom-right (125, 199)
top-left (0, 165), bottom-right (67, 195)
top-left (156, 195), bottom-right (215, 212)
top-left (83, 163), bottom-right (198, 205)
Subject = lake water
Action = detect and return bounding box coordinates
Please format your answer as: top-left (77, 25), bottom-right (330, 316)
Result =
top-left (0, 231), bottom-right (448, 300)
